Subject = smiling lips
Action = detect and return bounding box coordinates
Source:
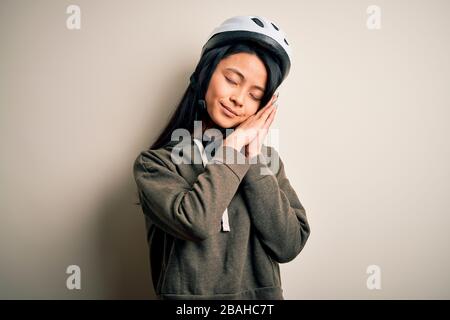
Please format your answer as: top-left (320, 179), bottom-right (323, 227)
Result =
top-left (220, 103), bottom-right (239, 117)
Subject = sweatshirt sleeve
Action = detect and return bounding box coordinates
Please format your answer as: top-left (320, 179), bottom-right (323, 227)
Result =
top-left (133, 145), bottom-right (250, 242)
top-left (241, 148), bottom-right (311, 263)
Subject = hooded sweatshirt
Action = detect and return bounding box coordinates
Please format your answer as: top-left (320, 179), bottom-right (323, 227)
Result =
top-left (132, 135), bottom-right (310, 300)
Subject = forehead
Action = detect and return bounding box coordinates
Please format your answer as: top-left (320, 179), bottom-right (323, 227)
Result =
top-left (217, 53), bottom-right (267, 84)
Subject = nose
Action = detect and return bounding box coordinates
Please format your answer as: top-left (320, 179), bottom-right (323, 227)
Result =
top-left (230, 90), bottom-right (245, 107)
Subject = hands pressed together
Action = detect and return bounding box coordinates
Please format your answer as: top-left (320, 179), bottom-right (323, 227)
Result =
top-left (224, 92), bottom-right (279, 159)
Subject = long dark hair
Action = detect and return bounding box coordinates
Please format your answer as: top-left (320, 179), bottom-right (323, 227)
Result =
top-left (149, 41), bottom-right (283, 150)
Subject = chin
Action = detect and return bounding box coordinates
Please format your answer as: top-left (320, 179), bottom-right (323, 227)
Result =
top-left (210, 112), bottom-right (237, 129)
top-left (212, 119), bottom-right (233, 129)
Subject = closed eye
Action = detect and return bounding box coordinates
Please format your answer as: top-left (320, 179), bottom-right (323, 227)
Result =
top-left (226, 76), bottom-right (261, 101)
top-left (225, 77), bottom-right (237, 85)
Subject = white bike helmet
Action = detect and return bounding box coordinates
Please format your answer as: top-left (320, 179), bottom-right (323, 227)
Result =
top-left (201, 15), bottom-right (293, 82)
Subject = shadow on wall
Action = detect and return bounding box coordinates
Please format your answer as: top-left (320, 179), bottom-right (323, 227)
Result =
top-left (91, 68), bottom-right (194, 299)
top-left (95, 175), bottom-right (157, 299)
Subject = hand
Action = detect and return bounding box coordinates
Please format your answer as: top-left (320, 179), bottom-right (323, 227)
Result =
top-left (223, 93), bottom-right (279, 155)
top-left (245, 94), bottom-right (278, 159)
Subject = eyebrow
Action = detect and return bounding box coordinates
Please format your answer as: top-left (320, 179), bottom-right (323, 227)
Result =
top-left (225, 67), bottom-right (265, 92)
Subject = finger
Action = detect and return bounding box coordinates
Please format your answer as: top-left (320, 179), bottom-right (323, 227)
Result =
top-left (256, 108), bottom-right (275, 142)
top-left (265, 93), bottom-right (278, 109)
top-left (250, 107), bottom-right (274, 136)
top-left (236, 114), bottom-right (255, 129)
top-left (257, 93), bottom-right (278, 117)
top-left (263, 104), bottom-right (277, 130)
top-left (269, 93), bottom-right (278, 106)
top-left (258, 102), bottom-right (276, 121)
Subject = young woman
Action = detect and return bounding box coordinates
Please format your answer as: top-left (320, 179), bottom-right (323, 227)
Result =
top-left (133, 15), bottom-right (311, 300)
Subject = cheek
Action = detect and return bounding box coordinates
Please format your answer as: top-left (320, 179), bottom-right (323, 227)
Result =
top-left (211, 74), bottom-right (227, 92)
top-left (216, 80), bottom-right (233, 98)
top-left (244, 105), bottom-right (259, 117)
top-left (239, 109), bottom-right (257, 123)
top-left (206, 79), bottom-right (227, 105)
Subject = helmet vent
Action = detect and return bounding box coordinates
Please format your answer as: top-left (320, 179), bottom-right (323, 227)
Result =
top-left (271, 23), bottom-right (279, 31)
top-left (251, 17), bottom-right (264, 28)
top-left (284, 38), bottom-right (289, 46)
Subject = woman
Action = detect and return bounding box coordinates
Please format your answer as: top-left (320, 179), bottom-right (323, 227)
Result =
top-left (133, 15), bottom-right (310, 300)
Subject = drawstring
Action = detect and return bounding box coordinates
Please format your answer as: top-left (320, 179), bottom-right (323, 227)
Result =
top-left (193, 138), bottom-right (231, 232)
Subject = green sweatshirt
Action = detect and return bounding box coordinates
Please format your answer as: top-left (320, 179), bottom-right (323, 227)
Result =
top-left (133, 136), bottom-right (310, 300)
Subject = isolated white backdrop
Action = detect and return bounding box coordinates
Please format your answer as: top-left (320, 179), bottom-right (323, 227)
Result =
top-left (1, 0), bottom-right (449, 299)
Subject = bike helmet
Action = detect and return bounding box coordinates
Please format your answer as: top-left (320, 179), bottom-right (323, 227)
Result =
top-left (201, 15), bottom-right (293, 82)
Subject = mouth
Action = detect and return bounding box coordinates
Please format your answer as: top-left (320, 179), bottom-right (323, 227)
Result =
top-left (220, 102), bottom-right (239, 117)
